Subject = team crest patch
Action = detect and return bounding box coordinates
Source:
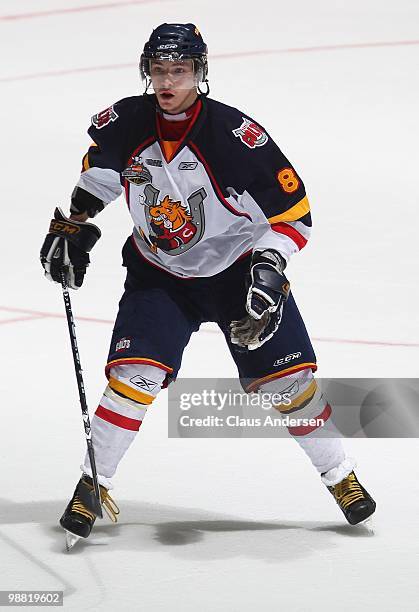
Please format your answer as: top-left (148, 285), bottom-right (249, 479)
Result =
top-left (91, 105), bottom-right (119, 129)
top-left (138, 185), bottom-right (207, 256)
top-left (122, 155), bottom-right (153, 185)
top-left (232, 117), bottom-right (268, 149)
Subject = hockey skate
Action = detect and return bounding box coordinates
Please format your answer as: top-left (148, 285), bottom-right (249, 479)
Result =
top-left (325, 470), bottom-right (376, 526)
top-left (60, 474), bottom-right (119, 551)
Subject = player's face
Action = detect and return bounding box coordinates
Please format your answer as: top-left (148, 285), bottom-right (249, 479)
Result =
top-left (150, 59), bottom-right (198, 114)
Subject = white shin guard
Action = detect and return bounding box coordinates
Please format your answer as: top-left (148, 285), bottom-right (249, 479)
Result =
top-left (294, 436), bottom-right (346, 475)
top-left (82, 363), bottom-right (166, 484)
top-left (260, 369), bottom-right (349, 475)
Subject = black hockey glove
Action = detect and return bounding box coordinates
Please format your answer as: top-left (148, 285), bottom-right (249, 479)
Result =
top-left (40, 207), bottom-right (101, 289)
top-left (230, 250), bottom-right (290, 351)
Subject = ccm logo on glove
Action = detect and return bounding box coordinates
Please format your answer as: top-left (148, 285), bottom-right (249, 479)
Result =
top-left (49, 220), bottom-right (81, 235)
top-left (40, 207), bottom-right (101, 290)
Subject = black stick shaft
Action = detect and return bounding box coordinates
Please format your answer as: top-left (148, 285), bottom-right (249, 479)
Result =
top-left (60, 272), bottom-right (102, 518)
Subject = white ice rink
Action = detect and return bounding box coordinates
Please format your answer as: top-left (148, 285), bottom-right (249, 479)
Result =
top-left (1, 1), bottom-right (419, 610)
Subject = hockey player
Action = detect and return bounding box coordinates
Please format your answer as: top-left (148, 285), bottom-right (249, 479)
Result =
top-left (40, 23), bottom-right (376, 544)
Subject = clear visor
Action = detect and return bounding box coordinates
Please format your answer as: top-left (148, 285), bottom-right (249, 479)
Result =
top-left (146, 58), bottom-right (200, 91)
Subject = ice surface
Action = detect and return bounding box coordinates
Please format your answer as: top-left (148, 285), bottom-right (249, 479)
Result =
top-left (1, 1), bottom-right (419, 610)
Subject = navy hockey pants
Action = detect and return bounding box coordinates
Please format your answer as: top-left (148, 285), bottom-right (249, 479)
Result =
top-left (106, 237), bottom-right (317, 391)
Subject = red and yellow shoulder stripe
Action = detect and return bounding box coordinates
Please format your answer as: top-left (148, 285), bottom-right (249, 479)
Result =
top-left (268, 195), bottom-right (310, 225)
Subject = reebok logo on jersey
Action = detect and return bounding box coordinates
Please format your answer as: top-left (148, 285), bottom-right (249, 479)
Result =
top-left (91, 105), bottom-right (119, 130)
top-left (179, 162), bottom-right (198, 170)
top-left (129, 375), bottom-right (158, 393)
top-left (233, 117), bottom-right (268, 149)
top-left (279, 379), bottom-right (299, 399)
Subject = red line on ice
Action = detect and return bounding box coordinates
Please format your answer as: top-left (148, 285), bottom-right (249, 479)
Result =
top-left (0, 314), bottom-right (48, 325)
top-left (0, 63), bottom-right (135, 83)
top-left (0, 306), bottom-right (418, 349)
top-left (213, 40), bottom-right (419, 58)
top-left (1, 40), bottom-right (419, 83)
top-left (0, 305), bottom-right (112, 325)
top-left (0, 0), bottom-right (173, 21)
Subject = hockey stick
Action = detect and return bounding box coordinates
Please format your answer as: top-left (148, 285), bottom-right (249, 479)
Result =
top-left (60, 271), bottom-right (103, 518)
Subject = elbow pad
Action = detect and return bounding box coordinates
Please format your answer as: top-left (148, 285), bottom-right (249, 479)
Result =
top-left (71, 186), bottom-right (105, 218)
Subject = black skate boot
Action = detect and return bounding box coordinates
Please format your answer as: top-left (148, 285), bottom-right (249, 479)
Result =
top-left (325, 470), bottom-right (376, 525)
top-left (60, 474), bottom-right (119, 545)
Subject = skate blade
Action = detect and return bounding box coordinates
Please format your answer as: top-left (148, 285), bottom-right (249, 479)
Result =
top-left (360, 516), bottom-right (375, 534)
top-left (64, 530), bottom-right (82, 552)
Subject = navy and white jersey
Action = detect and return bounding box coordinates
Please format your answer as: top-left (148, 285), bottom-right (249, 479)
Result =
top-left (76, 94), bottom-right (311, 278)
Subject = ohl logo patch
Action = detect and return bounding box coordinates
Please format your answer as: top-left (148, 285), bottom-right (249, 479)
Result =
top-left (91, 105), bottom-right (119, 130)
top-left (122, 155), bottom-right (153, 185)
top-left (232, 117), bottom-right (268, 149)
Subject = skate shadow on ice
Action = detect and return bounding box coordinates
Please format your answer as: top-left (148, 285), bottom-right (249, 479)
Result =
top-left (0, 498), bottom-right (372, 563)
top-left (50, 514), bottom-right (340, 564)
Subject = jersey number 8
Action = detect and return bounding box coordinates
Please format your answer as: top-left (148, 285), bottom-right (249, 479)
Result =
top-left (277, 168), bottom-right (299, 193)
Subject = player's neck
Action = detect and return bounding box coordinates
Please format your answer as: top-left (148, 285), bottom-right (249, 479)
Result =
top-left (158, 93), bottom-right (199, 120)
top-left (157, 98), bottom-right (201, 143)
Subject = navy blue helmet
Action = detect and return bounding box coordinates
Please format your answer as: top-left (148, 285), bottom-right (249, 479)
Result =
top-left (140, 23), bottom-right (208, 84)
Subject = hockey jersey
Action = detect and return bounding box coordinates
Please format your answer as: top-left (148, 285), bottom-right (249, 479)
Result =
top-left (76, 94), bottom-right (311, 278)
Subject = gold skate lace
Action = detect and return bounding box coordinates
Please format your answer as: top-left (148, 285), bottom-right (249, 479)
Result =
top-left (331, 472), bottom-right (365, 510)
top-left (71, 487), bottom-right (120, 523)
top-left (71, 493), bottom-right (96, 521)
top-left (101, 490), bottom-right (120, 523)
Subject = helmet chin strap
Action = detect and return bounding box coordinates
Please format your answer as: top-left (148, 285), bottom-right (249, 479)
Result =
top-left (142, 75), bottom-right (209, 97)
top-left (143, 76), bottom-right (152, 94)
top-left (198, 80), bottom-right (210, 96)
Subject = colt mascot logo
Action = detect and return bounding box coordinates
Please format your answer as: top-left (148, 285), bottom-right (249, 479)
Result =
top-left (139, 185), bottom-right (207, 255)
top-left (232, 117), bottom-right (268, 149)
top-left (149, 195), bottom-right (196, 251)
